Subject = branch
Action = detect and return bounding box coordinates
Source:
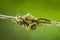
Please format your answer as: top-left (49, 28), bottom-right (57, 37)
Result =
top-left (0, 13), bottom-right (60, 30)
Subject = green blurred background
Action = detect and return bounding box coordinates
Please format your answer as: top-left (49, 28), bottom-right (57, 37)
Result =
top-left (0, 0), bottom-right (60, 40)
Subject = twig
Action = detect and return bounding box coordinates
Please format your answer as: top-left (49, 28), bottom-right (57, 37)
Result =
top-left (0, 13), bottom-right (60, 30)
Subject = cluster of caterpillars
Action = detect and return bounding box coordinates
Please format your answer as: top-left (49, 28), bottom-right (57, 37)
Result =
top-left (14, 13), bottom-right (51, 30)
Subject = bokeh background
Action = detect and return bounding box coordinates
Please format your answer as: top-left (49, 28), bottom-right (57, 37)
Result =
top-left (0, 0), bottom-right (60, 40)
